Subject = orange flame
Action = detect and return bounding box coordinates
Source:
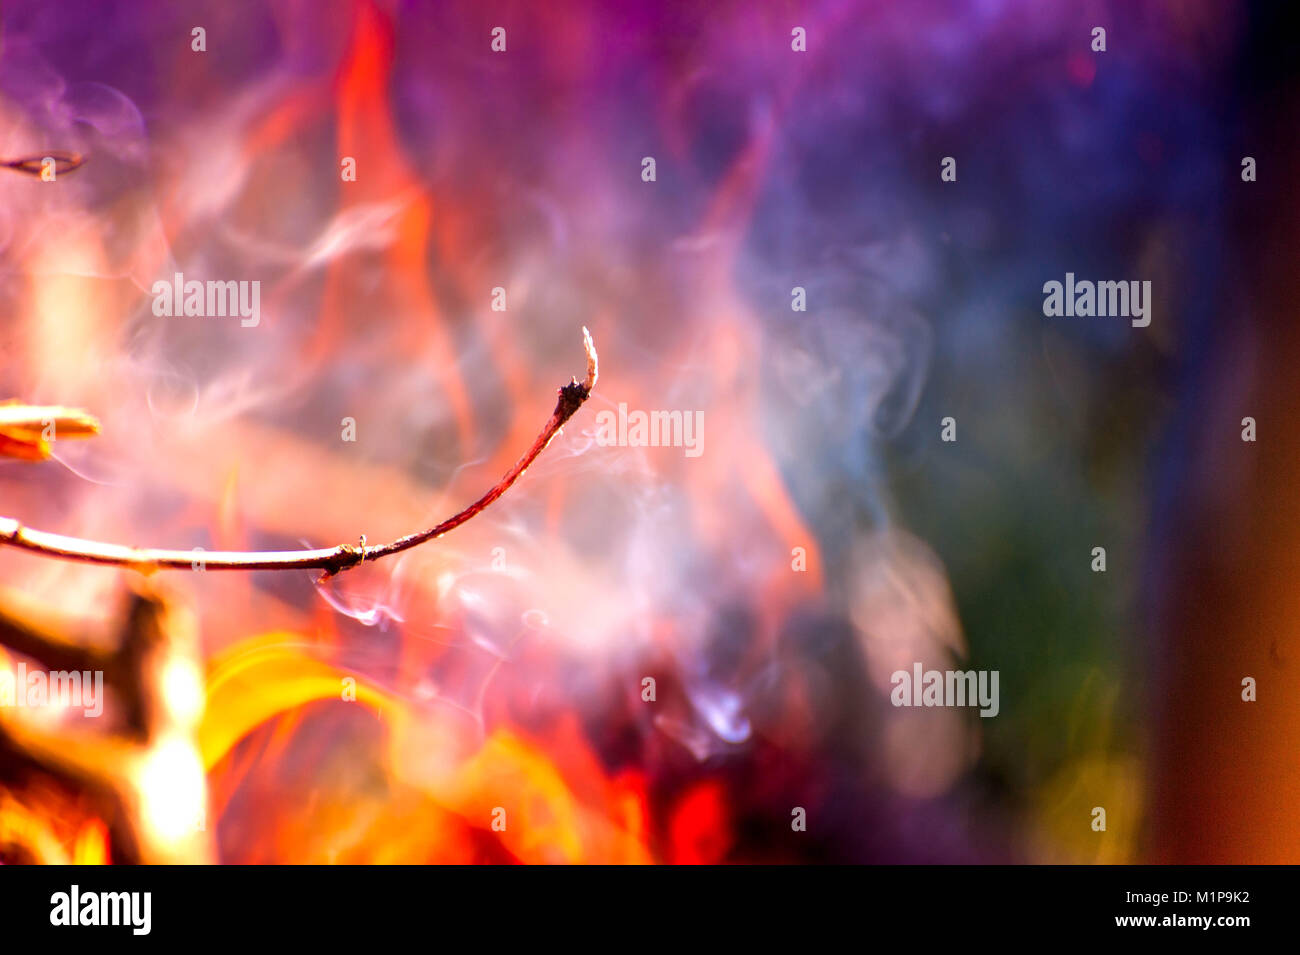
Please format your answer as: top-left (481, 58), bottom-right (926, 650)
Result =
top-left (201, 633), bottom-right (653, 863)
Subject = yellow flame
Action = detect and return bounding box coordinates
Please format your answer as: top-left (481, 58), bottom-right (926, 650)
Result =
top-left (201, 632), bottom-right (653, 863)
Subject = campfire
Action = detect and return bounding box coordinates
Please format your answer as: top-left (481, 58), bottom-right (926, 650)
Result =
top-left (2, 0), bottom-right (1209, 867)
top-left (0, 0), bottom-right (989, 866)
top-left (1, 327), bottom-right (596, 863)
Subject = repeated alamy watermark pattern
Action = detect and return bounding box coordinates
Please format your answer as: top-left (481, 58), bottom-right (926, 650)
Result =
top-left (151, 272), bottom-right (261, 327)
top-left (594, 402), bottom-right (704, 457)
top-left (890, 663), bottom-right (999, 718)
top-left (0, 663), bottom-right (104, 717)
top-left (1042, 272), bottom-right (1151, 327)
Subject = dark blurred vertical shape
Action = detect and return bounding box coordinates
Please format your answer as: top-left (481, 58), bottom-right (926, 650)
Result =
top-left (1148, 0), bottom-right (1300, 862)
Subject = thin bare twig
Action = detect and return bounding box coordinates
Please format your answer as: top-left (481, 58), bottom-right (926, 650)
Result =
top-left (0, 329), bottom-right (598, 576)
top-left (0, 152), bottom-right (86, 177)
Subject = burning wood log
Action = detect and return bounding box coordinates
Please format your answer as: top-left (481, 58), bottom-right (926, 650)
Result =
top-left (0, 584), bottom-right (213, 864)
top-left (0, 401), bottom-right (101, 461)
